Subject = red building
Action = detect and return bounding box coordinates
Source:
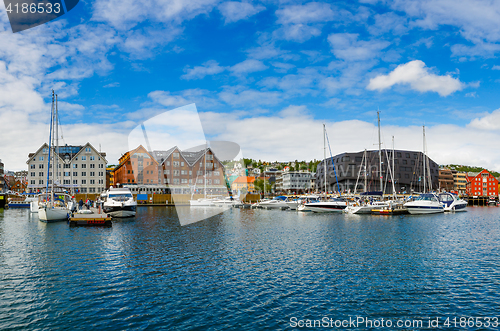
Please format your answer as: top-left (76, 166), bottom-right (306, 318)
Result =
top-left (112, 145), bottom-right (159, 186)
top-left (466, 170), bottom-right (498, 197)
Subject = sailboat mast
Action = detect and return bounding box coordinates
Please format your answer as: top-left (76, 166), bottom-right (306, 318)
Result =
top-left (323, 123), bottom-right (327, 200)
top-left (204, 142), bottom-right (207, 198)
top-left (378, 111), bottom-right (382, 193)
top-left (392, 136), bottom-right (396, 197)
top-left (423, 125), bottom-right (426, 193)
top-left (46, 91), bottom-right (54, 203)
top-left (364, 149), bottom-right (367, 192)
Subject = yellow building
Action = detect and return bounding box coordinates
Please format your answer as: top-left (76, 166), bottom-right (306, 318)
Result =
top-left (231, 176), bottom-right (255, 193)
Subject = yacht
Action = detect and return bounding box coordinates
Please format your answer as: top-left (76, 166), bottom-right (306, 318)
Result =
top-left (212, 196), bottom-right (238, 206)
top-left (346, 200), bottom-right (389, 214)
top-left (103, 187), bottom-right (137, 217)
top-left (287, 195), bottom-right (319, 210)
top-left (438, 192), bottom-right (467, 212)
top-left (300, 197), bottom-right (347, 213)
top-left (404, 193), bottom-right (444, 214)
top-left (257, 196), bottom-right (289, 209)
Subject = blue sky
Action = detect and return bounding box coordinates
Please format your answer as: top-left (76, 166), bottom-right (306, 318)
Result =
top-left (1, 0), bottom-right (500, 170)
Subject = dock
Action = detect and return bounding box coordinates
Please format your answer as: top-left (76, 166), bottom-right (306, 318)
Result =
top-left (69, 208), bottom-right (112, 226)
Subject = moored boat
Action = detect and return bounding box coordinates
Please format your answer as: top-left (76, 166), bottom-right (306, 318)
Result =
top-left (438, 192), bottom-right (467, 212)
top-left (404, 193), bottom-right (444, 214)
top-left (103, 187), bottom-right (137, 218)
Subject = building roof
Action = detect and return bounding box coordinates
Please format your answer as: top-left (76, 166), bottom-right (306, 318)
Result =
top-left (233, 176), bottom-right (255, 184)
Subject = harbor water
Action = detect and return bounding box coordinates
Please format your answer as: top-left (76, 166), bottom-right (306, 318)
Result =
top-left (1, 207), bottom-right (499, 330)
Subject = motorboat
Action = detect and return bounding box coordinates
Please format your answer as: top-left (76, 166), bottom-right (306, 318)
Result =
top-left (404, 193), bottom-right (444, 214)
top-left (297, 195), bottom-right (321, 211)
top-left (488, 197), bottom-right (498, 206)
top-left (103, 187), bottom-right (137, 217)
top-left (300, 197), bottom-right (347, 213)
top-left (346, 200), bottom-right (389, 214)
top-left (438, 192), bottom-right (467, 212)
top-left (257, 196), bottom-right (289, 209)
top-left (287, 195), bottom-right (319, 210)
top-left (212, 196), bottom-right (238, 206)
top-left (189, 197), bottom-right (218, 206)
top-left (8, 196), bottom-right (37, 208)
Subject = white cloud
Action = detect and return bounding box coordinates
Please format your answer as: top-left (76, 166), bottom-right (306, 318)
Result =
top-left (328, 33), bottom-right (390, 61)
top-left (230, 59), bottom-right (268, 75)
top-left (274, 2), bottom-right (335, 42)
top-left (181, 60), bottom-right (226, 80)
top-left (197, 106), bottom-right (500, 172)
top-left (468, 109), bottom-right (500, 130)
top-left (218, 1), bottom-right (265, 24)
top-left (392, 0), bottom-right (500, 46)
top-left (276, 2), bottom-right (335, 25)
top-left (493, 65), bottom-right (500, 70)
top-left (367, 60), bottom-right (464, 96)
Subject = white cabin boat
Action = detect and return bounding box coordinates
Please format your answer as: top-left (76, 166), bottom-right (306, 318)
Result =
top-left (404, 193), bottom-right (444, 214)
top-left (438, 192), bottom-right (467, 212)
top-left (103, 187), bottom-right (137, 218)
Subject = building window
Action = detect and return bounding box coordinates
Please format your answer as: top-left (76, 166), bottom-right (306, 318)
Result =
top-left (90, 172), bottom-right (95, 177)
top-left (174, 170), bottom-right (180, 176)
top-left (39, 172), bottom-right (43, 176)
top-left (90, 156), bottom-right (95, 160)
top-left (64, 172), bottom-right (70, 177)
top-left (39, 156), bottom-right (44, 161)
top-left (90, 164), bottom-right (95, 168)
top-left (173, 152), bottom-right (179, 158)
top-left (31, 180), bottom-right (35, 185)
top-left (81, 188), bottom-right (87, 193)
top-left (90, 179), bottom-right (95, 184)
top-left (81, 156), bottom-right (87, 160)
top-left (82, 172), bottom-right (86, 176)
top-left (39, 180), bottom-right (43, 184)
top-left (73, 180), bottom-right (78, 184)
top-left (89, 188), bottom-right (95, 193)
top-left (39, 164), bottom-right (44, 169)
top-left (73, 164), bottom-right (78, 168)
top-left (82, 179), bottom-right (86, 184)
top-left (63, 180), bottom-right (70, 184)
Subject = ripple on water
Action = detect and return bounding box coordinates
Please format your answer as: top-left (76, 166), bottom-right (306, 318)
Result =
top-left (0, 207), bottom-right (500, 329)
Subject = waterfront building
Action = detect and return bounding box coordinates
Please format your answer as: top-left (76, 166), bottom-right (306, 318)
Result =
top-left (439, 168), bottom-right (454, 192)
top-left (113, 146), bottom-right (159, 186)
top-left (315, 149), bottom-right (439, 194)
top-left (0, 159), bottom-right (4, 193)
top-left (153, 146), bottom-right (227, 195)
top-left (277, 171), bottom-right (313, 194)
top-left (231, 176), bottom-right (255, 194)
top-left (452, 170), bottom-right (467, 195)
top-left (27, 143), bottom-right (107, 194)
top-left (466, 170), bottom-right (498, 197)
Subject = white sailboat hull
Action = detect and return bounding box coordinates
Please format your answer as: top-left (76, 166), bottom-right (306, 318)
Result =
top-left (39, 206), bottom-right (69, 222)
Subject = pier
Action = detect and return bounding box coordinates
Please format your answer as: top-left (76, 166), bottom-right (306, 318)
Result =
top-left (69, 208), bottom-right (112, 226)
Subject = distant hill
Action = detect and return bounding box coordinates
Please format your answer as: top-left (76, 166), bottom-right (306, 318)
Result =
top-left (445, 165), bottom-right (500, 178)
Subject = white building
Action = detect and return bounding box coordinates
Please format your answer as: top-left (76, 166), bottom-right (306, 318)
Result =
top-left (27, 143), bottom-right (107, 194)
top-left (280, 171), bottom-right (313, 193)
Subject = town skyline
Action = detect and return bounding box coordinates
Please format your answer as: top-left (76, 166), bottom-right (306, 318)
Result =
top-left (1, 1), bottom-right (500, 170)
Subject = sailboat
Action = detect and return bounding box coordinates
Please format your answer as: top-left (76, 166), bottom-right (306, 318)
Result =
top-left (299, 124), bottom-right (347, 213)
top-left (189, 144), bottom-right (219, 206)
top-left (38, 91), bottom-right (71, 222)
top-left (404, 126), bottom-right (444, 215)
top-left (347, 112), bottom-right (389, 214)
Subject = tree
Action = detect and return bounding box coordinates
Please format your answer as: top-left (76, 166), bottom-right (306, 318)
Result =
top-left (254, 178), bottom-right (272, 193)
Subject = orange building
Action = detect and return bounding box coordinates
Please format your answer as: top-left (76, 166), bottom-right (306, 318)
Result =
top-left (113, 145), bottom-right (159, 186)
top-left (466, 170), bottom-right (499, 197)
top-left (231, 176), bottom-right (255, 193)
